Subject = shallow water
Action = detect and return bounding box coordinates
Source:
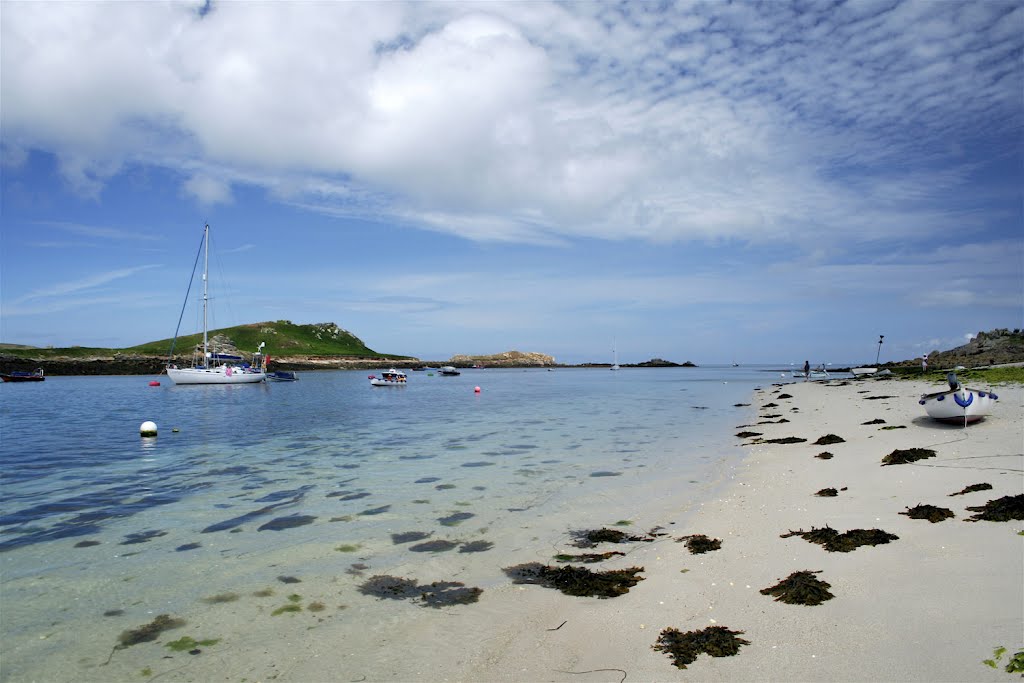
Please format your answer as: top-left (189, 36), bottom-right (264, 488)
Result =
top-left (0, 366), bottom-right (784, 681)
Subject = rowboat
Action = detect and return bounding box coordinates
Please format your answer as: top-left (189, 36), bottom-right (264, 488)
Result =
top-left (919, 373), bottom-right (998, 425)
top-left (1, 368), bottom-right (45, 382)
top-left (370, 369), bottom-right (407, 386)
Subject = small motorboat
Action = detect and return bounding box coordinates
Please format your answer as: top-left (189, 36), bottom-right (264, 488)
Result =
top-left (1, 368), bottom-right (45, 382)
top-left (267, 371), bottom-right (298, 382)
top-left (370, 369), bottom-right (407, 386)
top-left (850, 367), bottom-right (878, 376)
top-left (439, 366), bottom-right (461, 376)
top-left (920, 372), bottom-right (998, 425)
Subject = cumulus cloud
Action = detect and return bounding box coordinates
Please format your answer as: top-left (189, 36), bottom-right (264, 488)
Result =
top-left (1, 1), bottom-right (1020, 247)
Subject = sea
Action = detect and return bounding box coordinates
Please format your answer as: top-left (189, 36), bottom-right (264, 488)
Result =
top-left (0, 365), bottom-right (800, 681)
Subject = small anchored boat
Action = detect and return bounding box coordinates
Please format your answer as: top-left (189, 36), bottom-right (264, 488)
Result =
top-left (370, 369), bottom-right (407, 386)
top-left (439, 366), bottom-right (461, 376)
top-left (919, 372), bottom-right (998, 425)
top-left (267, 371), bottom-right (298, 382)
top-left (1, 368), bottom-right (45, 382)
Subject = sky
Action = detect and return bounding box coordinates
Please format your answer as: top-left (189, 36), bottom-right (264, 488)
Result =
top-left (1, 0), bottom-right (1022, 366)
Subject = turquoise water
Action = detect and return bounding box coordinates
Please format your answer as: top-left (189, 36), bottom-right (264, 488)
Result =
top-left (0, 366), bottom-right (784, 680)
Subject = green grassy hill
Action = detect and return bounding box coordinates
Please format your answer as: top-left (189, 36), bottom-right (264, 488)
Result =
top-left (2, 321), bottom-right (407, 360)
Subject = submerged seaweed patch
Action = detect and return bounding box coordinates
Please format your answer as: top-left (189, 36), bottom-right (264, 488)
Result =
top-left (570, 528), bottom-right (651, 548)
top-left (760, 570), bottom-right (834, 605)
top-left (409, 539), bottom-right (460, 552)
top-left (554, 551), bottom-right (626, 563)
top-left (881, 448), bottom-right (936, 466)
top-left (653, 625), bottom-right (750, 670)
top-left (391, 531), bottom-right (433, 544)
top-left (964, 495), bottom-right (1024, 522)
top-left (678, 534), bottom-right (721, 554)
top-left (458, 540), bottom-right (494, 553)
top-left (201, 592), bottom-right (240, 604)
top-left (358, 575), bottom-right (482, 608)
top-left (438, 511), bottom-right (475, 527)
top-left (258, 515), bottom-right (316, 531)
top-left (117, 614), bottom-right (186, 648)
top-left (950, 483), bottom-right (993, 497)
top-left (503, 562), bottom-right (644, 598)
top-left (900, 504), bottom-right (954, 523)
top-left (781, 526), bottom-right (898, 552)
top-left (814, 434), bottom-right (845, 445)
top-left (165, 635), bottom-right (220, 652)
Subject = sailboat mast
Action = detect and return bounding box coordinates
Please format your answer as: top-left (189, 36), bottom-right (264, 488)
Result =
top-left (202, 224), bottom-right (209, 364)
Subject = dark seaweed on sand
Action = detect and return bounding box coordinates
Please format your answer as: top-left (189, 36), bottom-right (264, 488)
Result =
top-left (570, 527), bottom-right (650, 548)
top-left (358, 575), bottom-right (482, 608)
top-left (781, 525), bottom-right (898, 552)
top-left (503, 562), bottom-right (644, 598)
top-left (881, 448), bottom-right (936, 466)
top-left (776, 393), bottom-right (793, 399)
top-left (391, 531), bottom-right (433, 544)
top-left (900, 504), bottom-right (954, 523)
top-left (653, 625), bottom-right (750, 669)
top-left (760, 570), bottom-right (834, 605)
top-left (408, 539), bottom-right (460, 552)
top-left (814, 434), bottom-right (845, 445)
top-left (964, 495), bottom-right (1024, 522)
top-left (815, 488), bottom-right (838, 497)
top-left (949, 483), bottom-right (993, 497)
top-left (763, 436), bottom-right (807, 444)
top-left (554, 551), bottom-right (626, 563)
top-left (815, 452), bottom-right (834, 460)
top-left (735, 431), bottom-right (762, 438)
top-left (861, 418), bottom-right (886, 425)
top-left (117, 614), bottom-right (186, 648)
top-left (678, 534), bottom-right (722, 554)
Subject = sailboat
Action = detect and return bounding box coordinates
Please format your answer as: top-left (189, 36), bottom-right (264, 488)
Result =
top-left (611, 339), bottom-right (620, 371)
top-left (166, 225), bottom-right (267, 385)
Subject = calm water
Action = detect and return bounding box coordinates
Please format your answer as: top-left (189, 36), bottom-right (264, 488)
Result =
top-left (0, 366), bottom-right (789, 681)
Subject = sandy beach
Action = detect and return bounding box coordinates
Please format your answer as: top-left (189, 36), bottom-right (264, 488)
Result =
top-left (446, 376), bottom-right (1024, 682)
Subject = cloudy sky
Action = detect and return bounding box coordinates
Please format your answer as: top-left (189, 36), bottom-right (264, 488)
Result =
top-left (1, 0), bottom-right (1021, 365)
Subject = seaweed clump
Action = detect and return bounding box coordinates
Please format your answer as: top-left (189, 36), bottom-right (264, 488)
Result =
top-left (763, 436), bottom-right (807, 444)
top-left (760, 570), bottom-right (834, 605)
top-left (652, 625), bottom-right (750, 670)
top-left (735, 431), bottom-right (762, 438)
top-left (964, 495), bottom-right (1024, 522)
top-left (861, 419), bottom-right (886, 425)
top-left (570, 527), bottom-right (650, 548)
top-left (949, 483), bottom-right (993, 497)
top-left (117, 614), bottom-right (186, 648)
top-left (900, 504), bottom-right (955, 523)
top-left (881, 448), bottom-right (936, 466)
top-left (554, 551), bottom-right (625, 563)
top-left (815, 452), bottom-right (834, 460)
top-left (814, 434), bottom-right (845, 445)
top-left (503, 562), bottom-right (644, 598)
top-left (815, 488), bottom-right (838, 497)
top-left (678, 534), bottom-right (722, 554)
top-left (781, 526), bottom-right (898, 552)
top-left (358, 575), bottom-right (482, 608)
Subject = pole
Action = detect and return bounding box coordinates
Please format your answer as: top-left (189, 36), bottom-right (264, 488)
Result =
top-left (202, 224), bottom-right (209, 365)
top-left (875, 335), bottom-right (884, 364)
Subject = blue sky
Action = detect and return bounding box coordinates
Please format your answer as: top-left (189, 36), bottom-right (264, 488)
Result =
top-left (1, 0), bottom-right (1021, 365)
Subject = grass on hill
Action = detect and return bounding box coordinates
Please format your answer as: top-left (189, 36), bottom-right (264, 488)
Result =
top-left (1, 321), bottom-right (410, 360)
top-left (893, 365), bottom-right (1024, 385)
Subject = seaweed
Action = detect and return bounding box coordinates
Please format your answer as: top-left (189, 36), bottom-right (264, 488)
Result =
top-left (880, 425), bottom-right (906, 430)
top-left (569, 527), bottom-right (650, 548)
top-left (735, 431), bottom-right (762, 438)
top-left (881, 448), bottom-right (936, 466)
top-left (503, 562), bottom-right (644, 598)
top-left (776, 393), bottom-right (793, 399)
top-left (357, 575), bottom-right (482, 608)
top-left (900, 504), bottom-right (955, 523)
top-left (652, 625), bottom-right (750, 669)
top-left (763, 436), bottom-right (807, 444)
top-left (678, 534), bottom-right (722, 554)
top-left (781, 525), bottom-right (898, 552)
top-left (438, 511), bottom-right (475, 527)
top-left (949, 483), bottom-right (993, 497)
top-left (74, 540), bottom-right (100, 548)
top-left (258, 515), bottom-right (316, 531)
top-left (458, 540), bottom-right (494, 553)
top-left (117, 614), bottom-right (186, 648)
top-left (861, 419), bottom-right (886, 425)
top-left (815, 452), bottom-right (834, 460)
top-left (201, 593), bottom-right (240, 604)
top-left (408, 539), bottom-right (460, 552)
top-left (815, 488), bottom-right (838, 497)
top-left (964, 495), bottom-right (1024, 522)
top-left (165, 636), bottom-right (220, 652)
top-left (814, 434), bottom-right (845, 445)
top-left (553, 551), bottom-right (625, 563)
top-left (277, 575), bottom-right (301, 584)
top-left (760, 570), bottom-right (834, 605)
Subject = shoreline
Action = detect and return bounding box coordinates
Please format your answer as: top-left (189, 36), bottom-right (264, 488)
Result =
top-left (450, 376), bottom-right (1023, 681)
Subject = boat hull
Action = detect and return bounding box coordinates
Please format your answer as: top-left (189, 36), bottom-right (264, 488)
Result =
top-left (1, 374), bottom-right (44, 382)
top-left (920, 387), bottom-right (997, 424)
top-left (370, 379), bottom-right (406, 386)
top-left (167, 367), bottom-right (266, 385)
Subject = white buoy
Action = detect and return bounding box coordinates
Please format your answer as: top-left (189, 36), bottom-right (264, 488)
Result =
top-left (140, 421), bottom-right (158, 437)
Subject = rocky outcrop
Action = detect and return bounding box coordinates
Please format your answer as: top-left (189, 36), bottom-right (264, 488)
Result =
top-left (447, 350), bottom-right (556, 367)
top-left (893, 328), bottom-right (1024, 368)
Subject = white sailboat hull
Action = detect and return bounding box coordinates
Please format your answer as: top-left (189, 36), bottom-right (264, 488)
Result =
top-left (167, 366), bottom-right (266, 385)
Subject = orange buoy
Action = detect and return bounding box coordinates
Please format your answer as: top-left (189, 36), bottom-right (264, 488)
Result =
top-left (149, 381), bottom-right (160, 386)
top-left (474, 386), bottom-right (481, 393)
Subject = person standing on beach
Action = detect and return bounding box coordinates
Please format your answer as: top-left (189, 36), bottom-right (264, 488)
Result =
top-left (803, 360), bottom-right (810, 378)
top-left (922, 355), bottom-right (928, 373)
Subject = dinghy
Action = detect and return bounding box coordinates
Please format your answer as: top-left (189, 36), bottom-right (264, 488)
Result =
top-left (919, 373), bottom-right (998, 425)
